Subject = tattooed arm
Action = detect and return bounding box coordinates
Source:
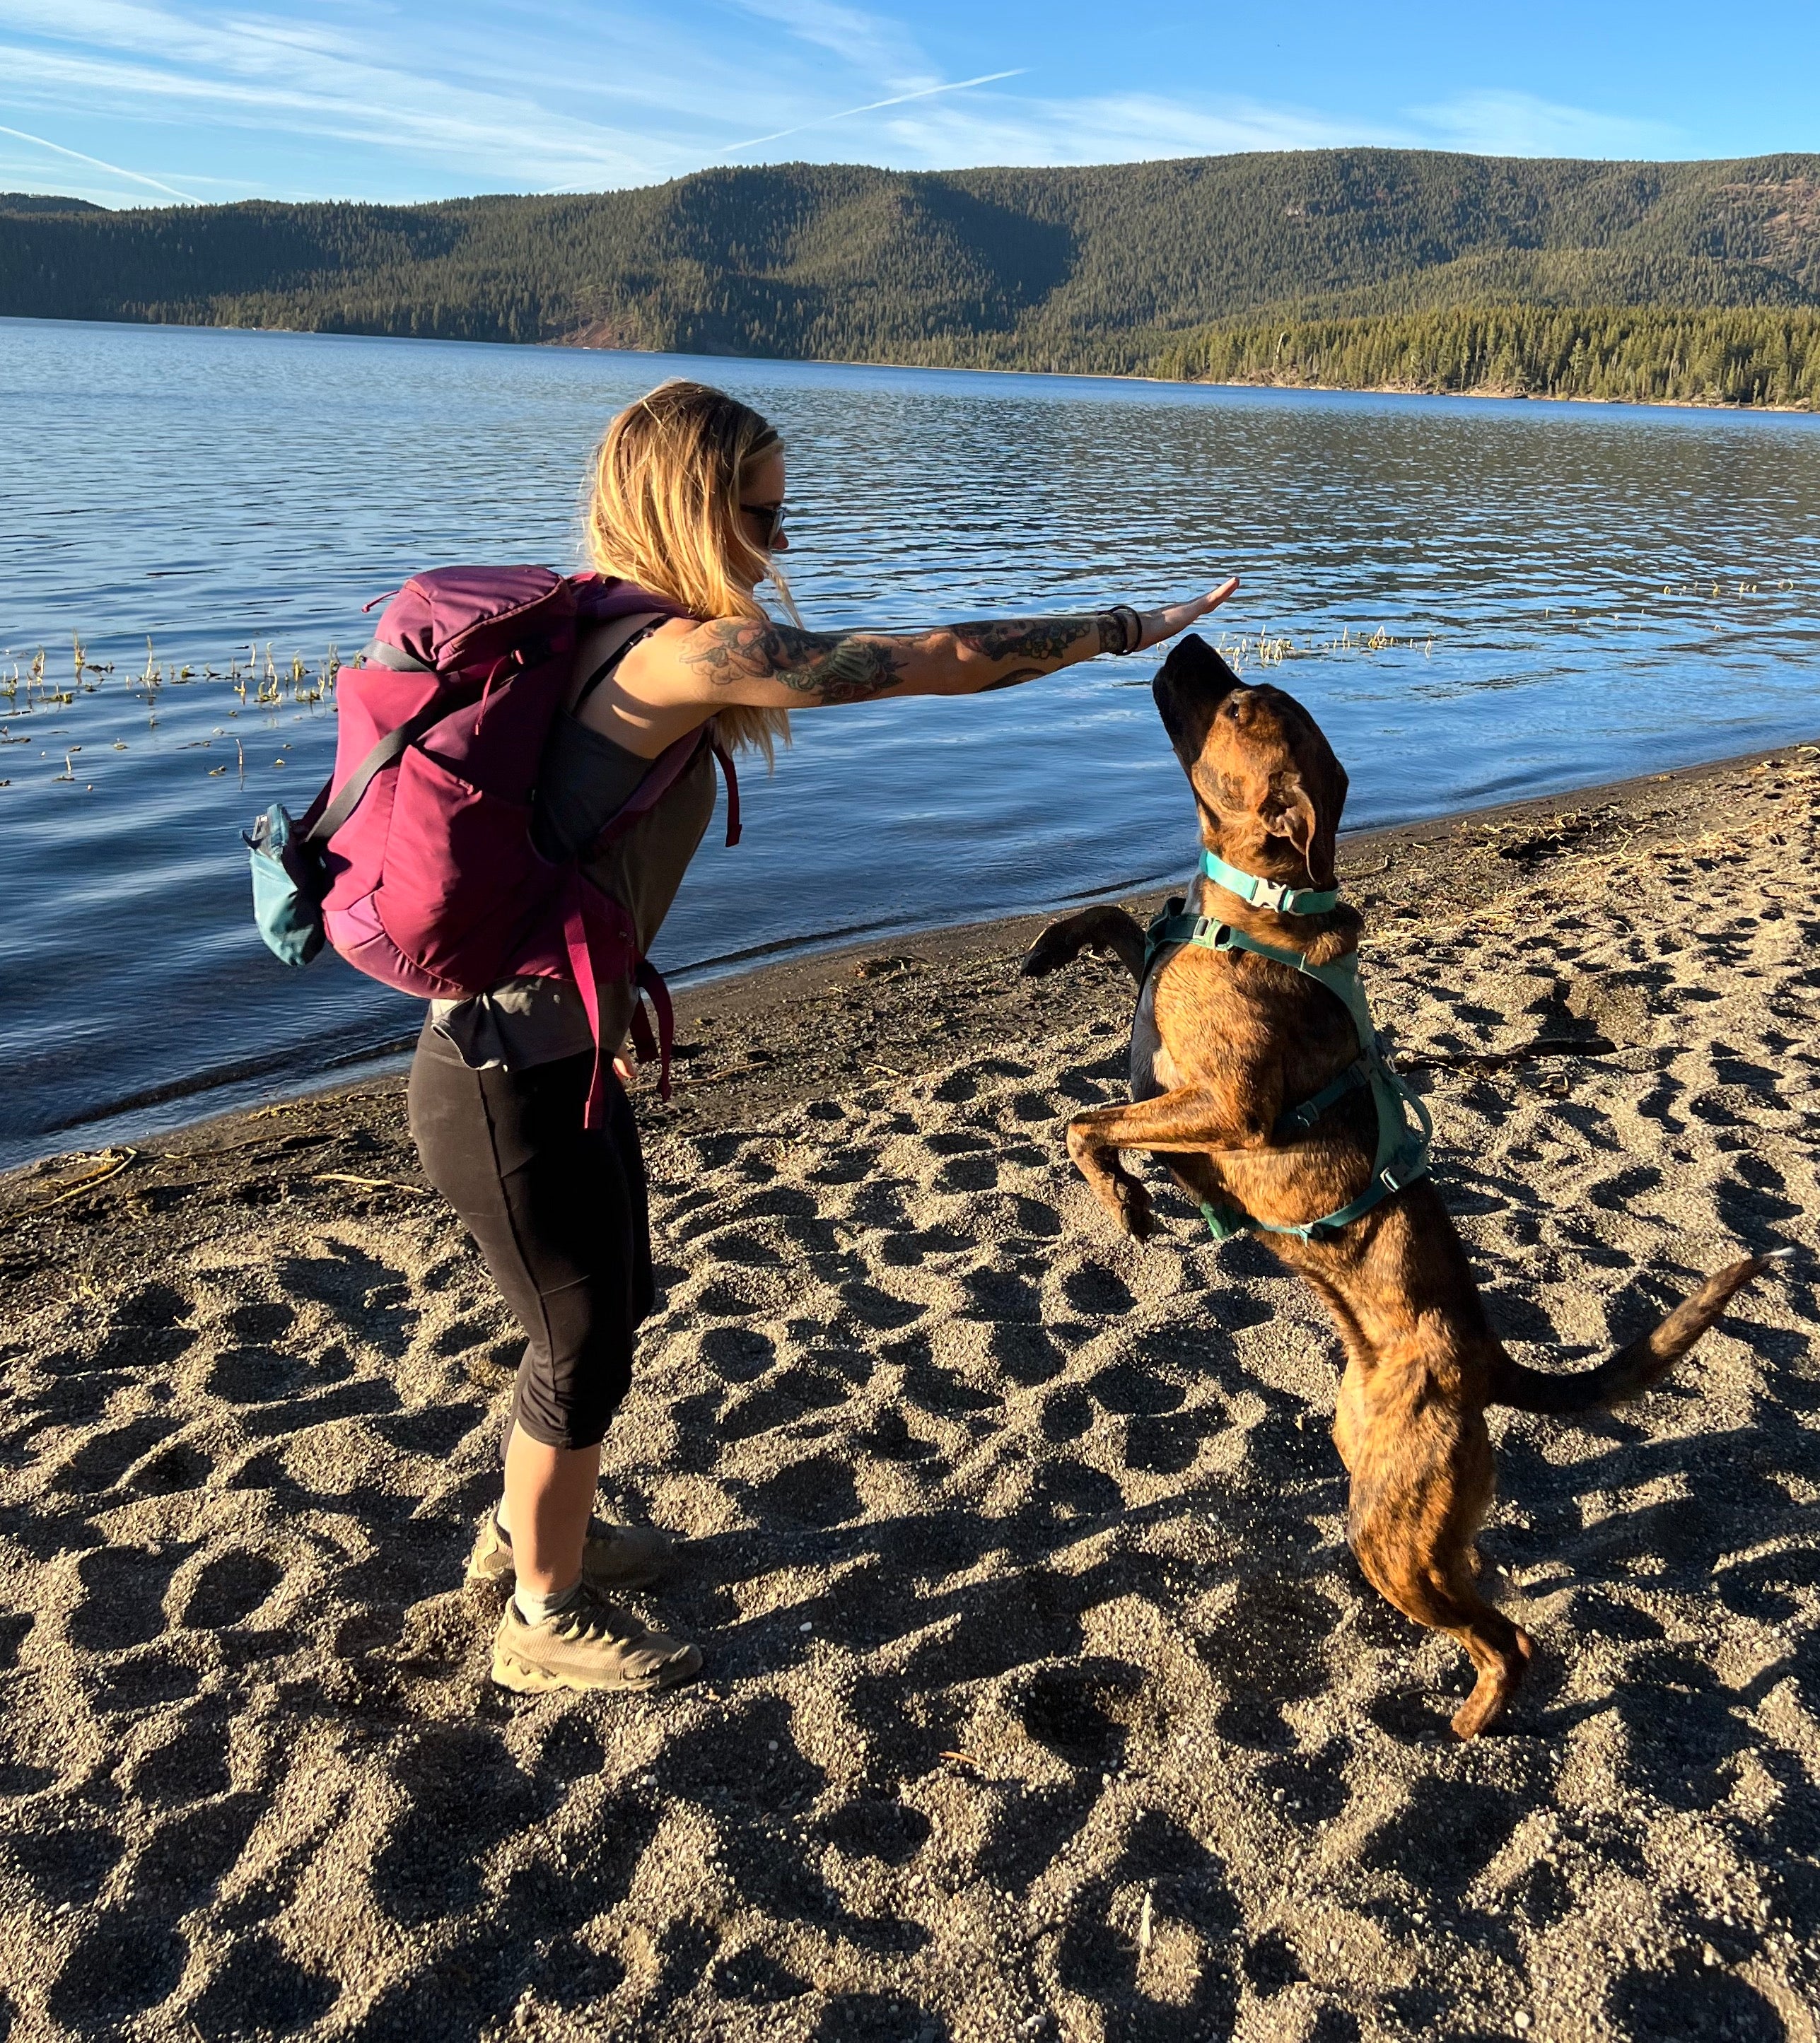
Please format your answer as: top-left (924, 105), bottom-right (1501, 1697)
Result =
top-left (638, 578), bottom-right (1241, 710)
top-left (666, 611), bottom-right (1114, 708)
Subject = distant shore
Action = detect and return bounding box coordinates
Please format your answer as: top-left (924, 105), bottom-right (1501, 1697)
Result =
top-left (1181, 375), bottom-right (1817, 416)
top-left (6, 308), bottom-right (1814, 418)
top-left (16, 144), bottom-right (1819, 425)
top-left (559, 329), bottom-right (1820, 418)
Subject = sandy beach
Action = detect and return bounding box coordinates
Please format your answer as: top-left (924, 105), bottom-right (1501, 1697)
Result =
top-left (1, 744), bottom-right (1817, 2042)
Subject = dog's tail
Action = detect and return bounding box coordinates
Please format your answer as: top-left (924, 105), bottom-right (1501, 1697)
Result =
top-left (1021, 906), bottom-right (1147, 985)
top-left (1489, 1248), bottom-right (1789, 1414)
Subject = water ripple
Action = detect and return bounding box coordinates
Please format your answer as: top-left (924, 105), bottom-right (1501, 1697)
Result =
top-left (2, 320), bottom-right (1817, 1162)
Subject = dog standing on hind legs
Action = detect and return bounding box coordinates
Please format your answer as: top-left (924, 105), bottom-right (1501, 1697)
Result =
top-left (1022, 633), bottom-right (1783, 1738)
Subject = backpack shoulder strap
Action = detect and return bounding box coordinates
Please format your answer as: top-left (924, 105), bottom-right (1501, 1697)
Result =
top-left (571, 611), bottom-right (669, 711)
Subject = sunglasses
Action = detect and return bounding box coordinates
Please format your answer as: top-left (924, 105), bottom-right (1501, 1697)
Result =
top-left (740, 499), bottom-right (786, 546)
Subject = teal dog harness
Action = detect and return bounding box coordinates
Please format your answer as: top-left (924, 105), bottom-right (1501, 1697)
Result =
top-left (1144, 850), bottom-right (1434, 1243)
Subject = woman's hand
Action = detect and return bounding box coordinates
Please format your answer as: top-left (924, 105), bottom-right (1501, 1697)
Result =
top-left (1136, 576), bottom-right (1241, 652)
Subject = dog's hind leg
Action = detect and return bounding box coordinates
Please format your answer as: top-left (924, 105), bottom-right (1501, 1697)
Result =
top-left (1021, 906), bottom-right (1147, 984)
top-left (1336, 1354), bottom-right (1534, 1740)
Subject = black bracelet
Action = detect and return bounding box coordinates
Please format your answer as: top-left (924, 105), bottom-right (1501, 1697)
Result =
top-left (1109, 604), bottom-right (1143, 655)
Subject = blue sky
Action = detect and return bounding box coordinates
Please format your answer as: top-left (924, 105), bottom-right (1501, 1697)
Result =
top-left (3, 0), bottom-right (1819, 210)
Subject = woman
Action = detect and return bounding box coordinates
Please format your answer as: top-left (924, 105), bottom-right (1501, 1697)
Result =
top-left (409, 378), bottom-right (1239, 1695)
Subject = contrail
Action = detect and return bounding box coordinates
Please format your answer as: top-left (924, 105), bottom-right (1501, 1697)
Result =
top-left (0, 121), bottom-right (203, 204)
top-left (537, 68), bottom-right (1027, 194)
top-left (714, 69), bottom-right (1026, 153)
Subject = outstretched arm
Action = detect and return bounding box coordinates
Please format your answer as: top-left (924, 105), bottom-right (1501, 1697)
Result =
top-left (635, 579), bottom-right (1240, 710)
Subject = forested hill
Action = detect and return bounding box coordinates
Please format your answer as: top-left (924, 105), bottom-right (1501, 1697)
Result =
top-left (6, 151), bottom-right (1820, 402)
top-left (0, 192), bottom-right (104, 216)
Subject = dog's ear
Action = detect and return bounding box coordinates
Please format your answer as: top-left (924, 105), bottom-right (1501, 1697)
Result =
top-left (1264, 776), bottom-right (1316, 850)
top-left (1261, 774), bottom-right (1319, 862)
top-left (1263, 773), bottom-right (1339, 886)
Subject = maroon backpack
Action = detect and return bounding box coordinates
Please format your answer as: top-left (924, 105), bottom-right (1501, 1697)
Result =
top-left (271, 565), bottom-right (738, 1124)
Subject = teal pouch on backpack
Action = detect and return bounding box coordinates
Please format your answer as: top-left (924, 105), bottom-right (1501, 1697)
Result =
top-left (242, 693), bottom-right (446, 971)
top-left (245, 802), bottom-right (327, 966)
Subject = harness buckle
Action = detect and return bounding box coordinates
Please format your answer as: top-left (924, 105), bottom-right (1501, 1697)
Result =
top-left (1191, 914), bottom-right (1221, 945)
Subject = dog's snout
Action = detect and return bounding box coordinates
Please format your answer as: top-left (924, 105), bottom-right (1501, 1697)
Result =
top-left (1153, 635), bottom-right (1247, 763)
top-left (1155, 633), bottom-right (1244, 703)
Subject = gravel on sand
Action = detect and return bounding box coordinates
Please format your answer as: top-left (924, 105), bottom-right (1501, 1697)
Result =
top-left (2, 745), bottom-right (1817, 2042)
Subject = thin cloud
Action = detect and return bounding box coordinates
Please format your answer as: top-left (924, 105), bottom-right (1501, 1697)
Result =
top-left (0, 37), bottom-right (667, 185)
top-left (716, 69), bottom-right (1027, 156)
top-left (858, 83), bottom-right (1678, 172)
top-left (0, 116), bottom-right (202, 200)
top-left (0, 0), bottom-right (769, 188)
top-left (724, 0), bottom-right (929, 83)
top-left (1409, 90), bottom-right (1684, 158)
top-left (868, 88), bottom-right (1405, 169)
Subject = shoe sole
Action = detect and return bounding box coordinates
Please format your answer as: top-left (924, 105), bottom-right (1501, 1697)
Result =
top-left (489, 1642), bottom-right (703, 1695)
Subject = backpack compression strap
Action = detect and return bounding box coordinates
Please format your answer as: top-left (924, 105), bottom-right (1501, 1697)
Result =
top-left (298, 696), bottom-right (446, 850)
top-left (709, 732), bottom-right (742, 846)
top-left (291, 637), bottom-right (441, 848)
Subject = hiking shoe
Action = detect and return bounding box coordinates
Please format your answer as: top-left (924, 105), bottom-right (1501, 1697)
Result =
top-left (465, 1514), bottom-right (675, 1593)
top-left (491, 1584), bottom-right (702, 1694)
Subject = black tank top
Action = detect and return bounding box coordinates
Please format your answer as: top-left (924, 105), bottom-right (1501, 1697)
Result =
top-left (532, 624), bottom-right (660, 861)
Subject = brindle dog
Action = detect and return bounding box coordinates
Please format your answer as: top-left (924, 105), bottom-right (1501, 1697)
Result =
top-left (1022, 633), bottom-right (1778, 1738)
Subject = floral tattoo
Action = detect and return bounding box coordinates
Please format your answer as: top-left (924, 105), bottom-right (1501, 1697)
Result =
top-left (679, 620), bottom-right (907, 704)
top-left (677, 611), bottom-right (1122, 703)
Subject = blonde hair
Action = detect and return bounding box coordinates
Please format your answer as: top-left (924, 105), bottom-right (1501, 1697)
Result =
top-left (584, 379), bottom-right (794, 761)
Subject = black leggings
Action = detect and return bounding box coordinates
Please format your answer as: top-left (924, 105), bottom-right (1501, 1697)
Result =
top-left (407, 1022), bottom-right (653, 1451)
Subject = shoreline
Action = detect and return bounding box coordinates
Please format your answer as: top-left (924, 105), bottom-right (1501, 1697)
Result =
top-left (1182, 374), bottom-right (1819, 416)
top-left (10, 312), bottom-right (1817, 419)
top-left (11, 731), bottom-right (1812, 1184)
top-left (572, 331), bottom-right (1820, 416)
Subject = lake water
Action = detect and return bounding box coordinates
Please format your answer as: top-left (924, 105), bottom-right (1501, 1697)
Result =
top-left (4, 317), bottom-right (1819, 1170)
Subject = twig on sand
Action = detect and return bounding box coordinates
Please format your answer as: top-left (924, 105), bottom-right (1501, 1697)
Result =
top-left (156, 1132), bottom-right (305, 1166)
top-left (1402, 1035), bottom-right (1623, 1073)
top-left (315, 1172), bottom-right (433, 1197)
top-left (10, 1147), bottom-right (137, 1217)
